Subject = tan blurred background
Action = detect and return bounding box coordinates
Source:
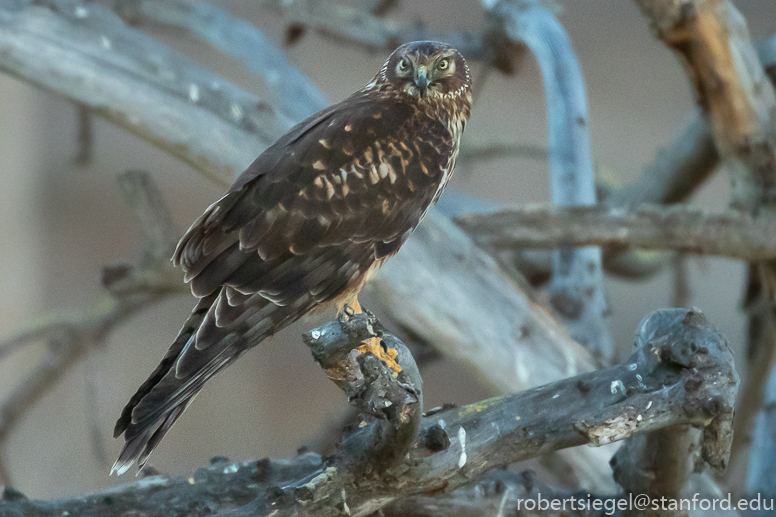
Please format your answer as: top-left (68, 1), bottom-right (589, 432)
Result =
top-left (0, 0), bottom-right (774, 499)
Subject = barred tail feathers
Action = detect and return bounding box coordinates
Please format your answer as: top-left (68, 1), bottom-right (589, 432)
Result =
top-left (111, 289), bottom-right (312, 475)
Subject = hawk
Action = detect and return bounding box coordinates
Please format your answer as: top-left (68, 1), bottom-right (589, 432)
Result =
top-left (112, 41), bottom-right (472, 475)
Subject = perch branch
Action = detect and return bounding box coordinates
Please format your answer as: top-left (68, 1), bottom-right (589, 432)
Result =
top-left (456, 204), bottom-right (776, 261)
top-left (0, 308), bottom-right (738, 516)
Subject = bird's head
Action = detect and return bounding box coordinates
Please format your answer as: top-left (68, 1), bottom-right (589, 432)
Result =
top-left (377, 41), bottom-right (472, 103)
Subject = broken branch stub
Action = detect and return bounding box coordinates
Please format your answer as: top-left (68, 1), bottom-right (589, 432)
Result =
top-left (611, 309), bottom-right (739, 508)
top-left (302, 311), bottom-right (423, 473)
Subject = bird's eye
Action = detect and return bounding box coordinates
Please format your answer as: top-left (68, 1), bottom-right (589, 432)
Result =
top-left (398, 59), bottom-right (409, 72)
top-left (438, 58), bottom-right (449, 70)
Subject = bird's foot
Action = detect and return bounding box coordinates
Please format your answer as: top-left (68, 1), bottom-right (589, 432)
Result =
top-left (356, 337), bottom-right (402, 373)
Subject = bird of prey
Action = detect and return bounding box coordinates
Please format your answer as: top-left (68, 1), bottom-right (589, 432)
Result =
top-left (112, 41), bottom-right (472, 475)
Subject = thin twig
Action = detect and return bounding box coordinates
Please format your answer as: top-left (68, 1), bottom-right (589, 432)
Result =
top-left (457, 140), bottom-right (547, 164)
top-left (671, 254), bottom-right (691, 308)
top-left (74, 105), bottom-right (93, 166)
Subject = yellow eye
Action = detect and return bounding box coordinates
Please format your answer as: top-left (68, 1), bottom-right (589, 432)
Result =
top-left (438, 58), bottom-right (449, 70)
top-left (398, 59), bottom-right (409, 72)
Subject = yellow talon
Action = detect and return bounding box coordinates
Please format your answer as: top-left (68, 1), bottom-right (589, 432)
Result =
top-left (356, 337), bottom-right (402, 373)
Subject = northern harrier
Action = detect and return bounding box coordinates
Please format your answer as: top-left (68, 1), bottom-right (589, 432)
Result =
top-left (113, 41), bottom-right (472, 475)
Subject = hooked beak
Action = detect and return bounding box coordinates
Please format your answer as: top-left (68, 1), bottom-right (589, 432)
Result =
top-left (414, 65), bottom-right (428, 96)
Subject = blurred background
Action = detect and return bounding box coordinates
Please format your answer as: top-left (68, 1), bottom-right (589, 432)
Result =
top-left (0, 0), bottom-right (774, 500)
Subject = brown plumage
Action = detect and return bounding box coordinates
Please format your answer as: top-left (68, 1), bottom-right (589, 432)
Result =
top-left (112, 41), bottom-right (472, 475)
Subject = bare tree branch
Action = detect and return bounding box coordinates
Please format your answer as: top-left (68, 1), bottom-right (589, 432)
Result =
top-left (106, 0), bottom-right (329, 121)
top-left (259, 0), bottom-right (491, 60)
top-left (0, 0), bottom-right (292, 184)
top-left (0, 309), bottom-right (739, 516)
top-left (610, 313), bottom-right (712, 516)
top-left (372, 209), bottom-right (596, 394)
top-left (457, 139), bottom-right (547, 165)
top-left (456, 204), bottom-right (776, 261)
top-left (493, 0), bottom-right (611, 362)
top-left (634, 0), bottom-right (776, 209)
top-left (634, 2), bottom-right (776, 499)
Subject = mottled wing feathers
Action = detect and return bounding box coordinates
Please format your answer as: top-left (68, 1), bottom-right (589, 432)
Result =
top-left (174, 91), bottom-right (453, 299)
top-left (114, 90), bottom-right (457, 474)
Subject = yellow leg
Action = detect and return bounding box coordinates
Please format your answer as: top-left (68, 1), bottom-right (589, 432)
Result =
top-left (350, 297), bottom-right (402, 373)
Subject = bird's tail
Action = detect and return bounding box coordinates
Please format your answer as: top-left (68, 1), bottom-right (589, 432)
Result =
top-left (112, 289), bottom-right (312, 475)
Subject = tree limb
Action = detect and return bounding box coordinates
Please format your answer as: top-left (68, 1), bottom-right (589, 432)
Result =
top-left (634, 1), bottom-right (776, 498)
top-left (456, 203), bottom-right (776, 261)
top-left (635, 0), bottom-right (776, 209)
top-left (0, 0), bottom-right (292, 184)
top-left (0, 308), bottom-right (739, 516)
top-left (106, 0), bottom-right (329, 122)
top-left (259, 0), bottom-right (491, 60)
top-left (493, 0), bottom-right (611, 362)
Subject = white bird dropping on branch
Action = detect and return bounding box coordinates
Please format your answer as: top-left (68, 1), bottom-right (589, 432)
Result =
top-left (457, 426), bottom-right (467, 468)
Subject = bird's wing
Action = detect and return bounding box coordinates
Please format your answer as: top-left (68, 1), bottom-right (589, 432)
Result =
top-left (113, 92), bottom-right (455, 473)
top-left (175, 93), bottom-right (453, 292)
top-left (170, 91), bottom-right (455, 369)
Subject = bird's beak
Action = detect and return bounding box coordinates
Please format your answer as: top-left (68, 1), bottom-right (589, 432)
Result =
top-left (414, 65), bottom-right (428, 96)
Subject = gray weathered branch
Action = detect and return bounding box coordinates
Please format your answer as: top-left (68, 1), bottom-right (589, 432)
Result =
top-left (456, 204), bottom-right (776, 261)
top-left (493, 0), bottom-right (611, 362)
top-left (634, 1), bottom-right (776, 499)
top-left (260, 0), bottom-right (492, 61)
top-left (0, 309), bottom-right (739, 516)
top-left (0, 0), bottom-right (292, 184)
top-left (106, 0), bottom-right (329, 122)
